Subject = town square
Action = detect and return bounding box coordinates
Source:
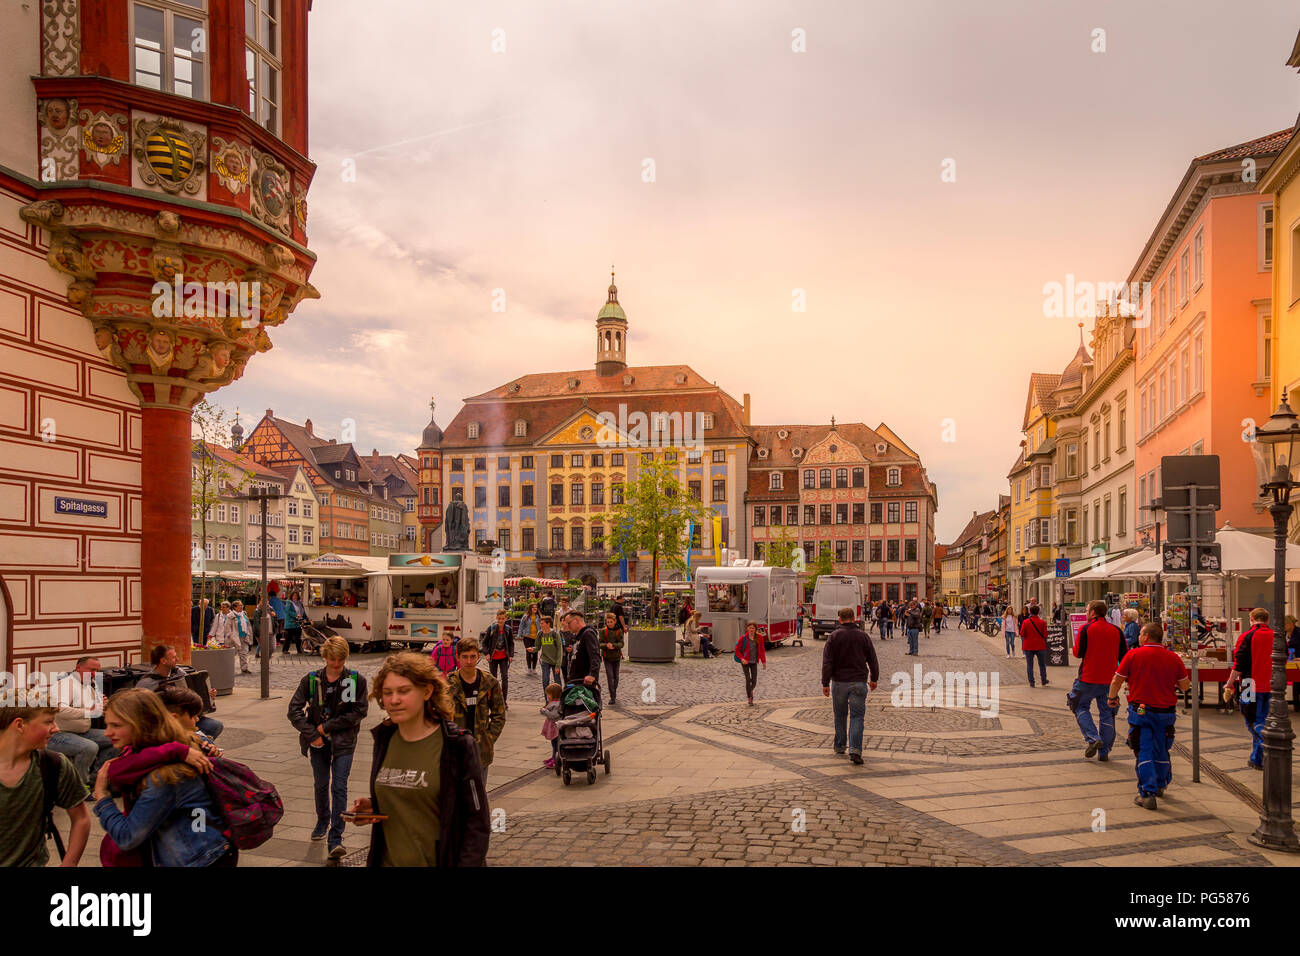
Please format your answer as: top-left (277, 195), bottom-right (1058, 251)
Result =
top-left (4, 0), bottom-right (1300, 930)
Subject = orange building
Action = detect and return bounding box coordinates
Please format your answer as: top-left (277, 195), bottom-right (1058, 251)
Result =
top-left (1131, 129), bottom-right (1293, 548)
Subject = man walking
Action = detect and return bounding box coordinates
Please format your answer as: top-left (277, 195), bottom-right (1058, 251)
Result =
top-left (482, 609), bottom-right (515, 703)
top-left (1071, 600), bottom-right (1121, 761)
top-left (1019, 604), bottom-right (1050, 688)
top-left (821, 608), bottom-right (879, 766)
top-left (447, 637), bottom-right (506, 778)
top-left (904, 601), bottom-right (922, 656)
top-left (1108, 622), bottom-right (1190, 810)
top-left (564, 610), bottom-right (601, 690)
top-left (1225, 608), bottom-right (1276, 770)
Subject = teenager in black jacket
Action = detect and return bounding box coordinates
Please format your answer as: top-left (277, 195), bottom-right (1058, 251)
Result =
top-left (352, 653), bottom-right (490, 867)
top-left (564, 609), bottom-right (601, 688)
top-left (287, 636), bottom-right (368, 858)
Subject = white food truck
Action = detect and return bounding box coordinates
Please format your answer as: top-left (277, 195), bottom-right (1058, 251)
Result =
top-left (295, 552), bottom-right (504, 651)
top-left (695, 563), bottom-right (800, 653)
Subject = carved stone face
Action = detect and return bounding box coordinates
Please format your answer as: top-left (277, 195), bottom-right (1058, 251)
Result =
top-left (45, 99), bottom-right (69, 130)
top-left (91, 121), bottom-right (114, 149)
top-left (149, 330), bottom-right (172, 355)
top-left (93, 326), bottom-right (113, 351)
top-left (210, 344), bottom-right (231, 372)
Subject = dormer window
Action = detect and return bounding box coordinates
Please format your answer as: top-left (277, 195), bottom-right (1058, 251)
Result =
top-left (792, 447), bottom-right (803, 458)
top-left (769, 473), bottom-right (782, 490)
top-left (467, 423), bottom-right (479, 439)
top-left (777, 429), bottom-right (788, 440)
top-left (757, 447), bottom-right (768, 459)
top-left (887, 467), bottom-right (901, 486)
top-left (508, 383), bottom-right (521, 393)
top-left (567, 377), bottom-right (580, 389)
top-left (702, 413), bottom-right (714, 430)
top-left (674, 373), bottom-right (687, 384)
top-left (876, 443), bottom-right (887, 454)
top-left (514, 419), bottom-right (526, 437)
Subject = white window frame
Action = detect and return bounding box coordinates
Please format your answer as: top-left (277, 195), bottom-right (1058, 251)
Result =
top-left (769, 472), bottom-right (782, 491)
top-left (1193, 332), bottom-right (1204, 394)
top-left (131, 0), bottom-right (210, 101)
top-left (1259, 307), bottom-right (1273, 383)
top-left (230, 541), bottom-right (240, 561)
top-left (1260, 203), bottom-right (1275, 272)
top-left (1193, 228), bottom-right (1204, 289)
top-left (217, 541), bottom-right (227, 561)
top-left (1179, 250), bottom-right (1189, 307)
top-left (245, 0), bottom-right (281, 133)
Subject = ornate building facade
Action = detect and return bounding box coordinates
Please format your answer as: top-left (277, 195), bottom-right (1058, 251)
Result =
top-left (0, 0), bottom-right (317, 673)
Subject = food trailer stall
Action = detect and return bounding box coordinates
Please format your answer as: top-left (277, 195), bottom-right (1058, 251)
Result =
top-left (695, 563), bottom-right (799, 653)
top-left (294, 553), bottom-right (389, 651)
top-left (378, 552), bottom-right (504, 649)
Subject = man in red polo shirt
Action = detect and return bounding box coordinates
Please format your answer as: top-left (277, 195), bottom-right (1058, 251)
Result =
top-left (1018, 605), bottom-right (1049, 688)
top-left (1225, 608), bottom-right (1276, 771)
top-left (1071, 600), bottom-right (1122, 761)
top-left (1108, 622), bottom-right (1190, 810)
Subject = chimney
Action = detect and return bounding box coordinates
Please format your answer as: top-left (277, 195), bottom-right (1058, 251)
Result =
top-left (304, 419), bottom-right (313, 437)
top-left (372, 449), bottom-right (379, 466)
top-left (742, 393), bottom-right (751, 427)
top-left (328, 438), bottom-right (336, 444)
top-left (265, 408), bottom-right (273, 419)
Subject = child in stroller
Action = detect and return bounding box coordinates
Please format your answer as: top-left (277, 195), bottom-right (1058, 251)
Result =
top-left (553, 682), bottom-right (610, 785)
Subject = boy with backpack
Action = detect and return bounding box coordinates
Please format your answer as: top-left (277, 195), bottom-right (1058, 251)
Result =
top-left (0, 690), bottom-right (90, 866)
top-left (287, 636), bottom-right (368, 859)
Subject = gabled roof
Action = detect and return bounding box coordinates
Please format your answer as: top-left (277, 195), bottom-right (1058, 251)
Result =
top-left (1289, 28), bottom-right (1300, 69)
top-left (951, 509), bottom-right (995, 549)
top-left (196, 442), bottom-right (286, 485)
top-left (1023, 373), bottom-right (1062, 430)
top-left (869, 461), bottom-right (937, 500)
top-left (872, 422), bottom-right (920, 460)
top-left (366, 452), bottom-right (418, 497)
top-left (748, 422), bottom-right (894, 467)
top-left (1006, 446), bottom-right (1028, 479)
top-left (1193, 128), bottom-right (1294, 163)
top-left (465, 365), bottom-right (716, 402)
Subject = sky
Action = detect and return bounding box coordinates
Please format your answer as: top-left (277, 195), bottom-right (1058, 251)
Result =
top-left (219, 0), bottom-right (1300, 542)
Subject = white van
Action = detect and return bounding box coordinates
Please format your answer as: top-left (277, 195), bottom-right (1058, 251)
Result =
top-left (809, 575), bottom-right (863, 638)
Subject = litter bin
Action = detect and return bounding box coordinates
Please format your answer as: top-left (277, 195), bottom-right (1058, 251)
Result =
top-left (191, 647), bottom-right (236, 696)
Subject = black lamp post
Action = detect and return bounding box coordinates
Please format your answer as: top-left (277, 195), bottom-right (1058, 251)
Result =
top-left (1019, 554), bottom-right (1027, 610)
top-left (1143, 498), bottom-right (1165, 619)
top-left (1247, 390), bottom-right (1300, 852)
top-left (244, 485), bottom-right (284, 701)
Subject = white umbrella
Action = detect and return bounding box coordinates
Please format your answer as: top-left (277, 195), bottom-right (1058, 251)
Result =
top-left (1071, 548), bottom-right (1159, 580)
top-left (1210, 523), bottom-right (1300, 574)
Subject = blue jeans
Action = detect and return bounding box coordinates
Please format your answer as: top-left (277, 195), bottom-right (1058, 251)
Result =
top-left (1024, 649), bottom-right (1047, 685)
top-left (1004, 630), bottom-right (1016, 654)
top-left (542, 660), bottom-right (563, 696)
top-left (1071, 679), bottom-right (1114, 756)
top-left (197, 715), bottom-right (223, 740)
top-left (1128, 706), bottom-right (1176, 796)
top-left (831, 681), bottom-right (868, 755)
top-left (1243, 692), bottom-right (1270, 767)
top-left (797, 619), bottom-right (804, 637)
top-left (47, 728), bottom-right (115, 784)
top-left (907, 628), bottom-right (919, 654)
top-left (309, 743), bottom-right (355, 846)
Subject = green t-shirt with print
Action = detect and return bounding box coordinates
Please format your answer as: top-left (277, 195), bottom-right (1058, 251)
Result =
top-left (537, 627), bottom-right (563, 665)
top-left (0, 750), bottom-right (85, 867)
top-left (376, 727), bottom-right (443, 867)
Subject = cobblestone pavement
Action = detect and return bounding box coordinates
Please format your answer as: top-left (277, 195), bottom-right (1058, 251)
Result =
top-left (65, 622), bottom-right (1293, 868)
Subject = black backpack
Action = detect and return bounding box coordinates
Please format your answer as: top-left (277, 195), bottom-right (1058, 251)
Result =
top-left (39, 749), bottom-right (68, 861)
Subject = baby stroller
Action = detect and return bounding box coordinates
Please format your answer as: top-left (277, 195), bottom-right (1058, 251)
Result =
top-left (554, 682), bottom-right (610, 785)
top-left (299, 620), bottom-right (329, 656)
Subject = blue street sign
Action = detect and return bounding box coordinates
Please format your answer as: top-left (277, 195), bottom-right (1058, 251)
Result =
top-left (1055, 557), bottom-right (1070, 578)
top-left (54, 496), bottom-right (108, 518)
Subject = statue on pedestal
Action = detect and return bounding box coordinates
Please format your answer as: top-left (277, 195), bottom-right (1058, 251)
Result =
top-left (444, 495), bottom-right (470, 551)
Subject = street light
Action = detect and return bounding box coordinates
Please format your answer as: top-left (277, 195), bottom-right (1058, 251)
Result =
top-left (1143, 497), bottom-right (1165, 619)
top-left (243, 485), bottom-right (285, 701)
top-left (1247, 390), bottom-right (1300, 852)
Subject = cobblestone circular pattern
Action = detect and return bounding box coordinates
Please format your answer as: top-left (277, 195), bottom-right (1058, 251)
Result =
top-left (792, 702), bottom-right (1001, 733)
top-left (689, 699), bottom-right (1088, 756)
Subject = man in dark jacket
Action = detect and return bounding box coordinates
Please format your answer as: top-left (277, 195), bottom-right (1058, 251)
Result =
top-left (190, 599), bottom-right (214, 644)
top-left (363, 716), bottom-right (491, 867)
top-left (482, 609), bottom-right (515, 701)
top-left (539, 591), bottom-right (557, 618)
top-left (821, 608), bottom-right (880, 765)
top-left (287, 635), bottom-right (368, 857)
top-left (565, 609), bottom-right (601, 689)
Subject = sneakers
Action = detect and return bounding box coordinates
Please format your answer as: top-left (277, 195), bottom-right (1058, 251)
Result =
top-left (1085, 740), bottom-right (1099, 759)
top-left (310, 822), bottom-right (328, 842)
top-left (1134, 794), bottom-right (1157, 811)
top-left (1157, 788), bottom-right (1167, 797)
top-left (833, 749), bottom-right (846, 756)
top-left (850, 754), bottom-right (864, 766)
top-left (1041, 679), bottom-right (1050, 687)
top-left (1249, 761), bottom-right (1263, 771)
top-left (543, 758), bottom-right (555, 769)
top-left (328, 844), bottom-right (347, 859)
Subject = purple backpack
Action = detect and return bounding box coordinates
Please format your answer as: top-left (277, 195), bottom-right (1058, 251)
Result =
top-left (206, 756), bottom-right (283, 849)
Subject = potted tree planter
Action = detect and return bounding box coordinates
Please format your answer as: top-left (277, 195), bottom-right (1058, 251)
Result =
top-left (591, 458), bottom-right (711, 665)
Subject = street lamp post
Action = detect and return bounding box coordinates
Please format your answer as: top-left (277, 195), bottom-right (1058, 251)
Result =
top-left (244, 486), bottom-right (285, 701)
top-left (1057, 536), bottom-right (1069, 623)
top-left (1019, 555), bottom-right (1026, 610)
top-left (1247, 391), bottom-right (1300, 852)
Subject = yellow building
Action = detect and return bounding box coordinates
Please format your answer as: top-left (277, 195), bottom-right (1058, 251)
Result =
top-left (1009, 373), bottom-right (1061, 607)
top-left (1261, 32), bottom-right (1300, 544)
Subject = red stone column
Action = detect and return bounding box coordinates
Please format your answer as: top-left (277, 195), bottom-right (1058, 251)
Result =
top-left (141, 404), bottom-right (194, 663)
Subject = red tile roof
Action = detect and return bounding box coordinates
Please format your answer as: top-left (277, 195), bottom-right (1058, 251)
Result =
top-left (869, 462), bottom-right (937, 501)
top-left (1193, 128), bottom-right (1294, 163)
top-left (197, 441), bottom-right (287, 483)
top-left (748, 423), bottom-right (893, 467)
top-left (466, 364), bottom-right (716, 402)
top-left (1023, 373), bottom-right (1063, 429)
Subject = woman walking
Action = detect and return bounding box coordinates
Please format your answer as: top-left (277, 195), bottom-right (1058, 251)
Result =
top-left (283, 590), bottom-right (306, 656)
top-left (518, 603), bottom-right (541, 673)
top-left (92, 689), bottom-right (234, 867)
top-left (599, 610), bottom-right (626, 705)
top-left (1122, 608), bottom-right (1142, 660)
top-left (1001, 606), bottom-right (1018, 658)
top-left (350, 653), bottom-right (490, 867)
top-left (734, 621), bottom-right (767, 706)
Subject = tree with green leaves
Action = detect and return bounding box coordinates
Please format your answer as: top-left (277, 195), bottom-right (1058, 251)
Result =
top-left (804, 544), bottom-right (836, 598)
top-left (191, 400), bottom-right (250, 623)
top-left (765, 525), bottom-right (803, 572)
top-left (592, 456), bottom-right (712, 628)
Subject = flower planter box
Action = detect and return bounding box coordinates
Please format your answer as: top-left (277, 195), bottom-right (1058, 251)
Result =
top-left (191, 647), bottom-right (236, 696)
top-left (627, 627), bottom-right (676, 663)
